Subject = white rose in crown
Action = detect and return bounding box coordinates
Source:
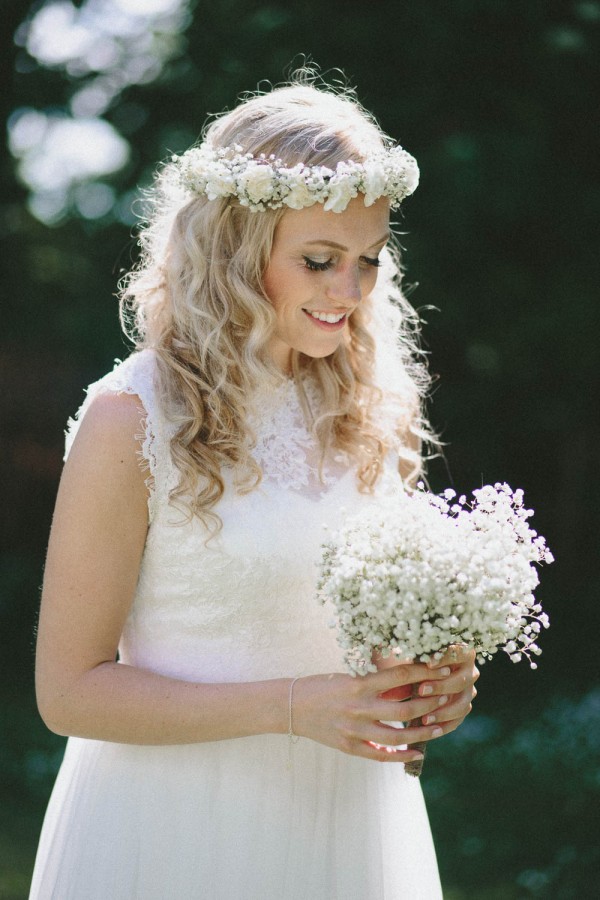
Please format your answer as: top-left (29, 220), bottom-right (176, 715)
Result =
top-left (323, 169), bottom-right (359, 212)
top-left (174, 142), bottom-right (420, 211)
top-left (284, 168), bottom-right (318, 209)
top-left (237, 162), bottom-right (276, 205)
top-left (205, 160), bottom-right (236, 200)
top-left (362, 161), bottom-right (387, 207)
top-left (401, 162), bottom-right (420, 197)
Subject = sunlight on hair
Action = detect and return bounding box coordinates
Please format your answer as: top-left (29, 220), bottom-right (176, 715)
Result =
top-left (118, 80), bottom-right (438, 531)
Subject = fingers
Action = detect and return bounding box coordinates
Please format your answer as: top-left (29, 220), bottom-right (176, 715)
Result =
top-left (360, 743), bottom-right (424, 764)
top-left (426, 683), bottom-right (476, 726)
top-left (371, 692), bottom-right (449, 725)
top-left (375, 720), bottom-right (444, 746)
top-left (417, 654), bottom-right (479, 700)
top-left (339, 721), bottom-right (440, 762)
top-left (333, 702), bottom-right (446, 754)
top-left (368, 661), bottom-right (453, 696)
top-left (426, 643), bottom-right (473, 668)
top-left (417, 667), bottom-right (475, 699)
top-left (310, 671), bottom-right (450, 759)
top-left (352, 656), bottom-right (478, 738)
top-left (297, 659), bottom-right (479, 765)
top-left (416, 648), bottom-right (479, 731)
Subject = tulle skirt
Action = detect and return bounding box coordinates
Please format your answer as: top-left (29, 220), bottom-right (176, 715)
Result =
top-left (29, 733), bottom-right (441, 899)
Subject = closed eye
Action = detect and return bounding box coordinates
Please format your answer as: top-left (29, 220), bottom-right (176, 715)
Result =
top-left (303, 255), bottom-right (381, 272)
top-left (303, 256), bottom-right (333, 271)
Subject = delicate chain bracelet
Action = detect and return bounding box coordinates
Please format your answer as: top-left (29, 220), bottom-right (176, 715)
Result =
top-left (288, 676), bottom-right (301, 745)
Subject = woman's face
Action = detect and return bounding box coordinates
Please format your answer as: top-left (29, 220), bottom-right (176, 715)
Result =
top-left (262, 196), bottom-right (390, 373)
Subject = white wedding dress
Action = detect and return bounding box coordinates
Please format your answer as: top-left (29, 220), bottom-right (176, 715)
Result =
top-left (29, 350), bottom-right (442, 899)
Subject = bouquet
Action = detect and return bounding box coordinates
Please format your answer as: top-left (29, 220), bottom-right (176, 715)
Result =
top-left (317, 483), bottom-right (553, 775)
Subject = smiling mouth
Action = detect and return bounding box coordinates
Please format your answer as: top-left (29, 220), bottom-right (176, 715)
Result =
top-left (303, 309), bottom-right (348, 325)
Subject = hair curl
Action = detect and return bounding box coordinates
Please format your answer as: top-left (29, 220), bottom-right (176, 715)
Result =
top-left (120, 73), bottom-right (438, 533)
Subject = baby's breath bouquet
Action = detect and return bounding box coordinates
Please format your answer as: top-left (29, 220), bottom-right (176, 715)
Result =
top-left (317, 483), bottom-right (552, 774)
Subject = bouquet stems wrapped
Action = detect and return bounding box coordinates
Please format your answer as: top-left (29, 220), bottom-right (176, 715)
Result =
top-left (318, 483), bottom-right (553, 776)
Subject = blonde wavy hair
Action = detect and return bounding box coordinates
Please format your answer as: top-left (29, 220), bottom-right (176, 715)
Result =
top-left (120, 75), bottom-right (438, 532)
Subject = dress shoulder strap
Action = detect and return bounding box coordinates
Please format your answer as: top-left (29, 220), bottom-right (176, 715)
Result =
top-left (64, 349), bottom-right (171, 522)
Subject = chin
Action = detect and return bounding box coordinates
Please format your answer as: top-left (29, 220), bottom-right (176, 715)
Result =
top-left (300, 346), bottom-right (340, 361)
top-left (298, 335), bottom-right (345, 358)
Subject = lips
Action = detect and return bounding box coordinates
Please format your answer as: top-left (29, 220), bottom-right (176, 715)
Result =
top-left (303, 309), bottom-right (348, 326)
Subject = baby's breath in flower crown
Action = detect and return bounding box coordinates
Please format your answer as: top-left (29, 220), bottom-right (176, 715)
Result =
top-left (172, 142), bottom-right (420, 213)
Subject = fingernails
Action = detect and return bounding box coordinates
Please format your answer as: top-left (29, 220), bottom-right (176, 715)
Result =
top-left (421, 685), bottom-right (433, 696)
top-left (439, 667), bottom-right (451, 676)
top-left (424, 697), bottom-right (447, 721)
top-left (432, 727), bottom-right (443, 737)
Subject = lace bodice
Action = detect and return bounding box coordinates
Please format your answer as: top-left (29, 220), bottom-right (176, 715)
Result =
top-left (66, 350), bottom-right (404, 684)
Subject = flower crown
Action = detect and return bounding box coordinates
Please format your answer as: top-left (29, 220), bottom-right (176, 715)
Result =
top-left (172, 141), bottom-right (419, 213)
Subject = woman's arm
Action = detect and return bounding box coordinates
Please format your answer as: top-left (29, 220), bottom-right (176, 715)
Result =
top-left (36, 390), bottom-right (291, 744)
top-left (36, 391), bottom-right (454, 760)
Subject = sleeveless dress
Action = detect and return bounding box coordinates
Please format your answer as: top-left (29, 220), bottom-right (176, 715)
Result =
top-left (29, 350), bottom-right (442, 900)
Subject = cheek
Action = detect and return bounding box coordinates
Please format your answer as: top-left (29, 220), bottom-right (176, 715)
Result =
top-left (263, 266), bottom-right (306, 316)
top-left (363, 268), bottom-right (380, 292)
top-left (261, 270), bottom-right (277, 304)
top-left (262, 263), bottom-right (291, 312)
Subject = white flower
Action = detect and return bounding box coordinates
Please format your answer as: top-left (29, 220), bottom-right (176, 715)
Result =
top-left (317, 483), bottom-right (552, 675)
top-left (323, 174), bottom-right (358, 213)
top-left (204, 161), bottom-right (236, 200)
top-left (236, 161), bottom-right (276, 206)
top-left (173, 141), bottom-right (420, 213)
top-left (283, 170), bottom-right (318, 209)
top-left (402, 159), bottom-right (420, 196)
top-left (362, 160), bottom-right (387, 206)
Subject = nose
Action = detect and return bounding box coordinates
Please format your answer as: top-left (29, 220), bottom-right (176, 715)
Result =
top-left (325, 264), bottom-right (362, 306)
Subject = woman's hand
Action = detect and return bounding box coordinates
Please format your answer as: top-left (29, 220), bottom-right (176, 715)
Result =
top-left (291, 662), bottom-right (461, 764)
top-left (414, 644), bottom-right (479, 736)
top-left (291, 646), bottom-right (479, 763)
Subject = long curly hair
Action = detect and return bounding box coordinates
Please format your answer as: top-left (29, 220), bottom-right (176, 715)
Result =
top-left (120, 75), bottom-right (438, 532)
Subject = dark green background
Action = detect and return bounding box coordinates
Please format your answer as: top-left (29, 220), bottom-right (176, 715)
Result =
top-left (1, 1), bottom-right (599, 896)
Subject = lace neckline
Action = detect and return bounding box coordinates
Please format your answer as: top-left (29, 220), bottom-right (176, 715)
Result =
top-left (247, 376), bottom-right (348, 498)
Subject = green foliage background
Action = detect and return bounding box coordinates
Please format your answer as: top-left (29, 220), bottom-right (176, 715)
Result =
top-left (1, 1), bottom-right (599, 896)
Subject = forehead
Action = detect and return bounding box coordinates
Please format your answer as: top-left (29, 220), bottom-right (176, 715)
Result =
top-left (272, 196), bottom-right (390, 248)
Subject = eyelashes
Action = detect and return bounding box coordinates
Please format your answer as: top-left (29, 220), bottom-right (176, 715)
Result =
top-left (362, 256), bottom-right (382, 268)
top-left (302, 256), bottom-right (381, 272)
top-left (303, 256), bottom-right (333, 271)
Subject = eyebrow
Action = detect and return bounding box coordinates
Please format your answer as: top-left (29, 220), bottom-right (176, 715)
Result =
top-left (303, 233), bottom-right (390, 252)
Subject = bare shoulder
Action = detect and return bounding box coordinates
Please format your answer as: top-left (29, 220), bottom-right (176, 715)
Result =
top-left (60, 389), bottom-right (150, 521)
top-left (67, 389), bottom-right (147, 470)
top-left (70, 389), bottom-right (146, 451)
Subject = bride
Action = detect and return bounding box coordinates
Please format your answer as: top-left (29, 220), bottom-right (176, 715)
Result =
top-left (30, 74), bottom-right (478, 899)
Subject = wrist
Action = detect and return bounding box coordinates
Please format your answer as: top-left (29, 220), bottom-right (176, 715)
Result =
top-left (259, 678), bottom-right (292, 736)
